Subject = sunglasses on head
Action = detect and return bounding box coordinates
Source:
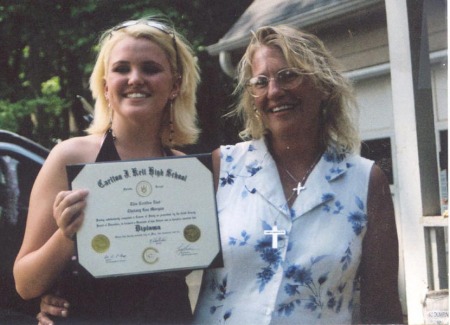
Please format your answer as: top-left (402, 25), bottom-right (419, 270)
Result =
top-left (108, 19), bottom-right (181, 76)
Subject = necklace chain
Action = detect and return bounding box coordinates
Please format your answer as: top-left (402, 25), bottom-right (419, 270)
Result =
top-left (283, 153), bottom-right (322, 195)
top-left (263, 151), bottom-right (322, 247)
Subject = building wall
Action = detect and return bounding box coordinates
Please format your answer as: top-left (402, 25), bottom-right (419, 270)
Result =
top-left (319, 10), bottom-right (390, 71)
top-left (427, 0), bottom-right (448, 53)
top-left (351, 59), bottom-right (448, 314)
top-left (315, 0), bottom-right (447, 73)
top-left (432, 61), bottom-right (449, 131)
top-left (313, 1), bottom-right (448, 318)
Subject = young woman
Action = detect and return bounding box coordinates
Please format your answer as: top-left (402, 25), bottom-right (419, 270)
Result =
top-left (14, 17), bottom-right (200, 324)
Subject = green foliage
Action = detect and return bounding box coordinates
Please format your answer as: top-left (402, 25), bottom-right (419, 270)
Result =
top-left (0, 76), bottom-right (69, 147)
top-left (0, 0), bottom-right (251, 150)
top-left (0, 100), bottom-right (32, 131)
top-left (41, 76), bottom-right (62, 96)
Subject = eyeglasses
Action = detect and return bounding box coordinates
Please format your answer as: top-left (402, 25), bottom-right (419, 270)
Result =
top-left (109, 19), bottom-right (181, 76)
top-left (246, 68), bottom-right (307, 98)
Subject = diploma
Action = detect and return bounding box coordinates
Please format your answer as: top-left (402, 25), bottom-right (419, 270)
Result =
top-left (67, 154), bottom-right (222, 278)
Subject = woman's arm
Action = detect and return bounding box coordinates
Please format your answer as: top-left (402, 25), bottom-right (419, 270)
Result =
top-left (359, 164), bottom-right (403, 324)
top-left (13, 140), bottom-right (89, 299)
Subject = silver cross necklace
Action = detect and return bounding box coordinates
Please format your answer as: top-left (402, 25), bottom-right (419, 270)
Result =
top-left (263, 153), bottom-right (322, 249)
top-left (264, 223), bottom-right (286, 249)
top-left (283, 153), bottom-right (322, 195)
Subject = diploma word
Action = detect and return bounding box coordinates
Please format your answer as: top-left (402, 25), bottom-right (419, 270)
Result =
top-left (97, 167), bottom-right (187, 188)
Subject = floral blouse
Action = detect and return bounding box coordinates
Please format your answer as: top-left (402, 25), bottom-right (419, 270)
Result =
top-left (193, 138), bottom-right (373, 325)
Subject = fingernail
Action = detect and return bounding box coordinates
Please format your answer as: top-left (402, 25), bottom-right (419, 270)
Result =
top-left (61, 310), bottom-right (68, 317)
top-left (64, 302), bottom-right (70, 308)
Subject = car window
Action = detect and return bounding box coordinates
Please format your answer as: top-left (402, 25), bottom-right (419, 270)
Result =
top-left (0, 153), bottom-right (42, 315)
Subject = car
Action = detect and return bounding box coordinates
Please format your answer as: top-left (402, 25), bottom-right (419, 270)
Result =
top-left (0, 130), bottom-right (49, 322)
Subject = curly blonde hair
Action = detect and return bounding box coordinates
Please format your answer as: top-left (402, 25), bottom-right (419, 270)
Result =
top-left (87, 17), bottom-right (200, 147)
top-left (234, 25), bottom-right (360, 154)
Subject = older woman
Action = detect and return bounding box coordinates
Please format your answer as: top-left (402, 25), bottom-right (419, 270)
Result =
top-left (193, 25), bottom-right (403, 324)
top-left (14, 17), bottom-right (200, 324)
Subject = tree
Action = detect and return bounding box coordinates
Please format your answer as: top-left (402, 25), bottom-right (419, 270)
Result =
top-left (0, 0), bottom-right (251, 150)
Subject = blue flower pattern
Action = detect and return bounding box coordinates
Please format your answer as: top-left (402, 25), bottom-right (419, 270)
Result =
top-left (279, 256), bottom-right (330, 317)
top-left (229, 230), bottom-right (250, 246)
top-left (208, 275), bottom-right (234, 320)
top-left (220, 172), bottom-right (235, 187)
top-left (246, 160), bottom-right (262, 176)
top-left (219, 147), bottom-right (263, 189)
top-left (197, 141), bottom-right (372, 323)
top-left (255, 221), bottom-right (283, 292)
top-left (276, 153), bottom-right (368, 318)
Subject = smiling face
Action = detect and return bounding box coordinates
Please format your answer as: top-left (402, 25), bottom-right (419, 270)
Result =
top-left (104, 36), bottom-right (179, 127)
top-left (251, 46), bottom-right (325, 139)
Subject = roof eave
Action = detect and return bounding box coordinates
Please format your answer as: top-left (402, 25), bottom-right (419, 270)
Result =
top-left (206, 0), bottom-right (384, 55)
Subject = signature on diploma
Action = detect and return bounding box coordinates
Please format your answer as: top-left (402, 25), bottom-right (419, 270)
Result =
top-left (148, 236), bottom-right (167, 245)
top-left (176, 244), bottom-right (198, 257)
top-left (104, 253), bottom-right (127, 263)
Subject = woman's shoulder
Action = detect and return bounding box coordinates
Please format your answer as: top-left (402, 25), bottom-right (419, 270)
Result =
top-left (48, 134), bottom-right (103, 165)
top-left (219, 140), bottom-right (256, 156)
top-left (324, 148), bottom-right (373, 169)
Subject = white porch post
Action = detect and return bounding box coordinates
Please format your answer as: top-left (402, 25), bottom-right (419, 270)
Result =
top-left (385, 0), bottom-right (441, 324)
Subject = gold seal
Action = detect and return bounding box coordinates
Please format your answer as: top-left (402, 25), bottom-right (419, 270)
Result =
top-left (142, 247), bottom-right (159, 264)
top-left (91, 234), bottom-right (110, 253)
top-left (136, 181), bottom-right (152, 197)
top-left (183, 225), bottom-right (201, 242)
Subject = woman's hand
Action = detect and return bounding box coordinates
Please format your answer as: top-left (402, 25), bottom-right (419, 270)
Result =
top-left (36, 294), bottom-right (70, 325)
top-left (53, 189), bottom-right (89, 240)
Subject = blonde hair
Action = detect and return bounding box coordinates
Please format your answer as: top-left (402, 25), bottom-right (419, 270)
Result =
top-left (234, 25), bottom-right (360, 154)
top-left (87, 18), bottom-right (200, 147)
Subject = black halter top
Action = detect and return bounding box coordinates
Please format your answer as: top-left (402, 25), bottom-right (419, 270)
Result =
top-left (96, 129), bottom-right (174, 162)
top-left (54, 130), bottom-right (191, 324)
